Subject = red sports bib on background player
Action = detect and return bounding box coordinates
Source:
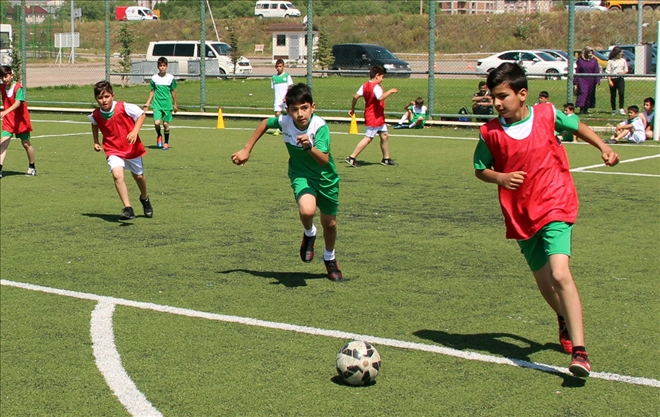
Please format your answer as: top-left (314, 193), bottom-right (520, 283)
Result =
top-left (1, 82), bottom-right (32, 134)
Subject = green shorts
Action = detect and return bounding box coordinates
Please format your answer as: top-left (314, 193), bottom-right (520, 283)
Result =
top-left (1, 131), bottom-right (31, 141)
top-left (291, 177), bottom-right (339, 216)
top-left (517, 222), bottom-right (573, 272)
top-left (153, 109), bottom-right (173, 123)
top-left (410, 115), bottom-right (425, 128)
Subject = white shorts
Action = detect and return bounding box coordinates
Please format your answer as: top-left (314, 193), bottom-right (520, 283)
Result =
top-left (274, 102), bottom-right (287, 112)
top-left (625, 131), bottom-right (646, 143)
top-left (107, 155), bottom-right (144, 175)
top-left (364, 124), bottom-right (388, 138)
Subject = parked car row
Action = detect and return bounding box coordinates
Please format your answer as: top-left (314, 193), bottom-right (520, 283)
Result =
top-left (476, 50), bottom-right (568, 80)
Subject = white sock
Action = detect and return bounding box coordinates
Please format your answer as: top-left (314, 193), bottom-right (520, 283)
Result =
top-left (304, 224), bottom-right (317, 237)
top-left (323, 248), bottom-right (335, 261)
top-left (399, 115), bottom-right (408, 124)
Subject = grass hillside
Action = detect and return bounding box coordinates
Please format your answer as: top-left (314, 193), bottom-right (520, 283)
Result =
top-left (22, 9), bottom-right (660, 58)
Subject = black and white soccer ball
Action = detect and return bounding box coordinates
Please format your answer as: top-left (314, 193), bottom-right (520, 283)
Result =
top-left (335, 340), bottom-right (381, 386)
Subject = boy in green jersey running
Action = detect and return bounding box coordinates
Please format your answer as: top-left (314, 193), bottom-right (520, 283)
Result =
top-left (232, 83), bottom-right (343, 281)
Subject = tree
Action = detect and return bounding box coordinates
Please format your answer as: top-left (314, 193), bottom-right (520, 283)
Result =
top-left (225, 20), bottom-right (241, 76)
top-left (117, 23), bottom-right (134, 86)
top-left (10, 31), bottom-right (21, 83)
top-left (315, 27), bottom-right (333, 76)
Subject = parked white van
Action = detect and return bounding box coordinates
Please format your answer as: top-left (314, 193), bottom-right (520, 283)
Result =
top-left (254, 1), bottom-right (302, 18)
top-left (146, 41), bottom-right (253, 76)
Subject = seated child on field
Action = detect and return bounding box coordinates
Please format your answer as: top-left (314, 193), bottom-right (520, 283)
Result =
top-left (606, 105), bottom-right (646, 144)
top-left (395, 97), bottom-right (427, 129)
top-left (641, 97), bottom-right (654, 140)
top-left (558, 103), bottom-right (579, 143)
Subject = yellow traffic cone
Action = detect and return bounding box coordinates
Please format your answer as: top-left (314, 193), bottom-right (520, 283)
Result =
top-left (216, 108), bottom-right (225, 129)
top-left (349, 113), bottom-right (358, 135)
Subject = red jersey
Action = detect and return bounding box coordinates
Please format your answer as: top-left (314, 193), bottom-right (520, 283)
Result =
top-left (91, 102), bottom-right (146, 159)
top-left (1, 82), bottom-right (32, 134)
top-left (479, 104), bottom-right (578, 240)
top-left (362, 81), bottom-right (385, 127)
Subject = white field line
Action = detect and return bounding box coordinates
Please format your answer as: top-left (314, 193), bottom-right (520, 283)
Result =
top-left (3, 279), bottom-right (659, 389)
top-left (570, 154), bottom-right (660, 172)
top-left (91, 300), bottom-right (163, 417)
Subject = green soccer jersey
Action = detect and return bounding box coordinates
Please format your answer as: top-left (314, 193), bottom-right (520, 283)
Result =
top-left (149, 73), bottom-right (177, 111)
top-left (265, 114), bottom-right (340, 189)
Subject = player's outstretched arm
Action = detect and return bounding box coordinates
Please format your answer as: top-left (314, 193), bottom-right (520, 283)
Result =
top-left (232, 119), bottom-right (269, 166)
top-left (475, 168), bottom-right (526, 190)
top-left (574, 122), bottom-right (619, 166)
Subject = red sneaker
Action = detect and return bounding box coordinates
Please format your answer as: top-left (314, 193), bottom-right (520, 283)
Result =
top-left (569, 350), bottom-right (591, 377)
top-left (157, 135), bottom-right (163, 148)
top-left (324, 259), bottom-right (343, 281)
top-left (558, 316), bottom-right (573, 354)
top-left (300, 233), bottom-right (315, 263)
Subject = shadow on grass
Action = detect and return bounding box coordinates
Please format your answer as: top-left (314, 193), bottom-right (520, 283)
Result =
top-left (0, 170), bottom-right (26, 178)
top-left (414, 329), bottom-right (586, 388)
top-left (82, 213), bottom-right (134, 225)
top-left (218, 269), bottom-right (328, 288)
top-left (330, 375), bottom-right (377, 387)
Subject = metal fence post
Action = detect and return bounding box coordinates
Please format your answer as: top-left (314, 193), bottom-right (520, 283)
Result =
top-left (21, 0), bottom-right (27, 91)
top-left (105, 0), bottom-right (110, 82)
top-left (427, 0), bottom-right (435, 118)
top-left (654, 21), bottom-right (660, 142)
top-left (306, 0), bottom-right (313, 88)
top-left (566, 1), bottom-right (575, 104)
top-left (200, 0), bottom-right (206, 111)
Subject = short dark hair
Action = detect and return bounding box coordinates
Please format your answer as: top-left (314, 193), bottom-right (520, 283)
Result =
top-left (414, 97), bottom-right (424, 106)
top-left (157, 57), bottom-right (168, 66)
top-left (563, 103), bottom-right (575, 111)
top-left (370, 65), bottom-right (386, 79)
top-left (275, 59), bottom-right (285, 66)
top-left (539, 91), bottom-right (549, 99)
top-left (644, 97), bottom-right (655, 106)
top-left (478, 81), bottom-right (487, 88)
top-left (627, 105), bottom-right (639, 113)
top-left (93, 80), bottom-right (114, 97)
top-left (486, 63), bottom-right (527, 93)
top-left (285, 83), bottom-right (314, 107)
top-left (0, 65), bottom-right (13, 77)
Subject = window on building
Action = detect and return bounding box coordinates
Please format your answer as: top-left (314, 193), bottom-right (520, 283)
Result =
top-left (276, 35), bottom-right (286, 46)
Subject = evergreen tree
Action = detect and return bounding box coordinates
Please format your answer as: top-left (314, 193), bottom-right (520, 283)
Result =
top-left (117, 23), bottom-right (134, 86)
top-left (315, 27), bottom-right (333, 76)
top-left (10, 31), bottom-right (21, 83)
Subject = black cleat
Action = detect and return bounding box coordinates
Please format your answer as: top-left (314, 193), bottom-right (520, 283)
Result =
top-left (300, 233), bottom-right (316, 263)
top-left (119, 206), bottom-right (136, 220)
top-left (324, 259), bottom-right (343, 281)
top-left (140, 196), bottom-right (153, 218)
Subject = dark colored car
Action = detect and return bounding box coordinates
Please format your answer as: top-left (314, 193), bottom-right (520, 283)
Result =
top-left (330, 44), bottom-right (412, 78)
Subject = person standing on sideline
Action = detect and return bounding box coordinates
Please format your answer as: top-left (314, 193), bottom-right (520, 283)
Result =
top-left (346, 65), bottom-right (398, 167)
top-left (271, 59), bottom-right (294, 135)
top-left (143, 57), bottom-right (178, 150)
top-left (0, 65), bottom-right (36, 178)
top-left (473, 63), bottom-right (619, 377)
top-left (574, 46), bottom-right (600, 115)
top-left (91, 81), bottom-right (153, 220)
top-left (232, 84), bottom-right (343, 281)
top-left (606, 47), bottom-right (628, 116)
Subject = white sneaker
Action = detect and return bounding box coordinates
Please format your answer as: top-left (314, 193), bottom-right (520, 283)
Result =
top-left (26, 167), bottom-right (36, 176)
top-left (619, 108), bottom-right (626, 115)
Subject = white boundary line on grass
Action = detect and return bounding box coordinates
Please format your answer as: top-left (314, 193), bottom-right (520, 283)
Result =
top-left (570, 154), bottom-right (660, 178)
top-left (3, 279), bottom-right (659, 392)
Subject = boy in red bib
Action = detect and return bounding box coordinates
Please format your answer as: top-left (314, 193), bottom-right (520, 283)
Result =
top-left (346, 65), bottom-right (398, 167)
top-left (89, 81), bottom-right (153, 221)
top-left (0, 65), bottom-right (36, 177)
top-left (473, 63), bottom-right (619, 377)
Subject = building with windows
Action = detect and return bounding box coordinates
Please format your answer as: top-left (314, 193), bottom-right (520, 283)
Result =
top-left (438, 0), bottom-right (555, 14)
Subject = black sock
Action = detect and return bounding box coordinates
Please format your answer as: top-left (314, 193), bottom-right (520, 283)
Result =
top-left (164, 130), bottom-right (170, 144)
top-left (572, 346), bottom-right (586, 354)
top-left (29, 163), bottom-right (35, 169)
top-left (0, 164), bottom-right (3, 171)
top-left (155, 125), bottom-right (162, 136)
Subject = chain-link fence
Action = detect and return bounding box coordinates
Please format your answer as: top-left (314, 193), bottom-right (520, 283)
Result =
top-left (3, 0), bottom-right (659, 129)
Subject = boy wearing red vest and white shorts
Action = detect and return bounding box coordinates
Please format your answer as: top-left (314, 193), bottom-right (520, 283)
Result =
top-left (346, 65), bottom-right (398, 167)
top-left (89, 81), bottom-right (153, 221)
top-left (0, 65), bottom-right (36, 178)
top-left (473, 63), bottom-right (619, 377)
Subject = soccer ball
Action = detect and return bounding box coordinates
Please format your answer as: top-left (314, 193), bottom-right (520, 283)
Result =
top-left (335, 340), bottom-right (381, 386)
